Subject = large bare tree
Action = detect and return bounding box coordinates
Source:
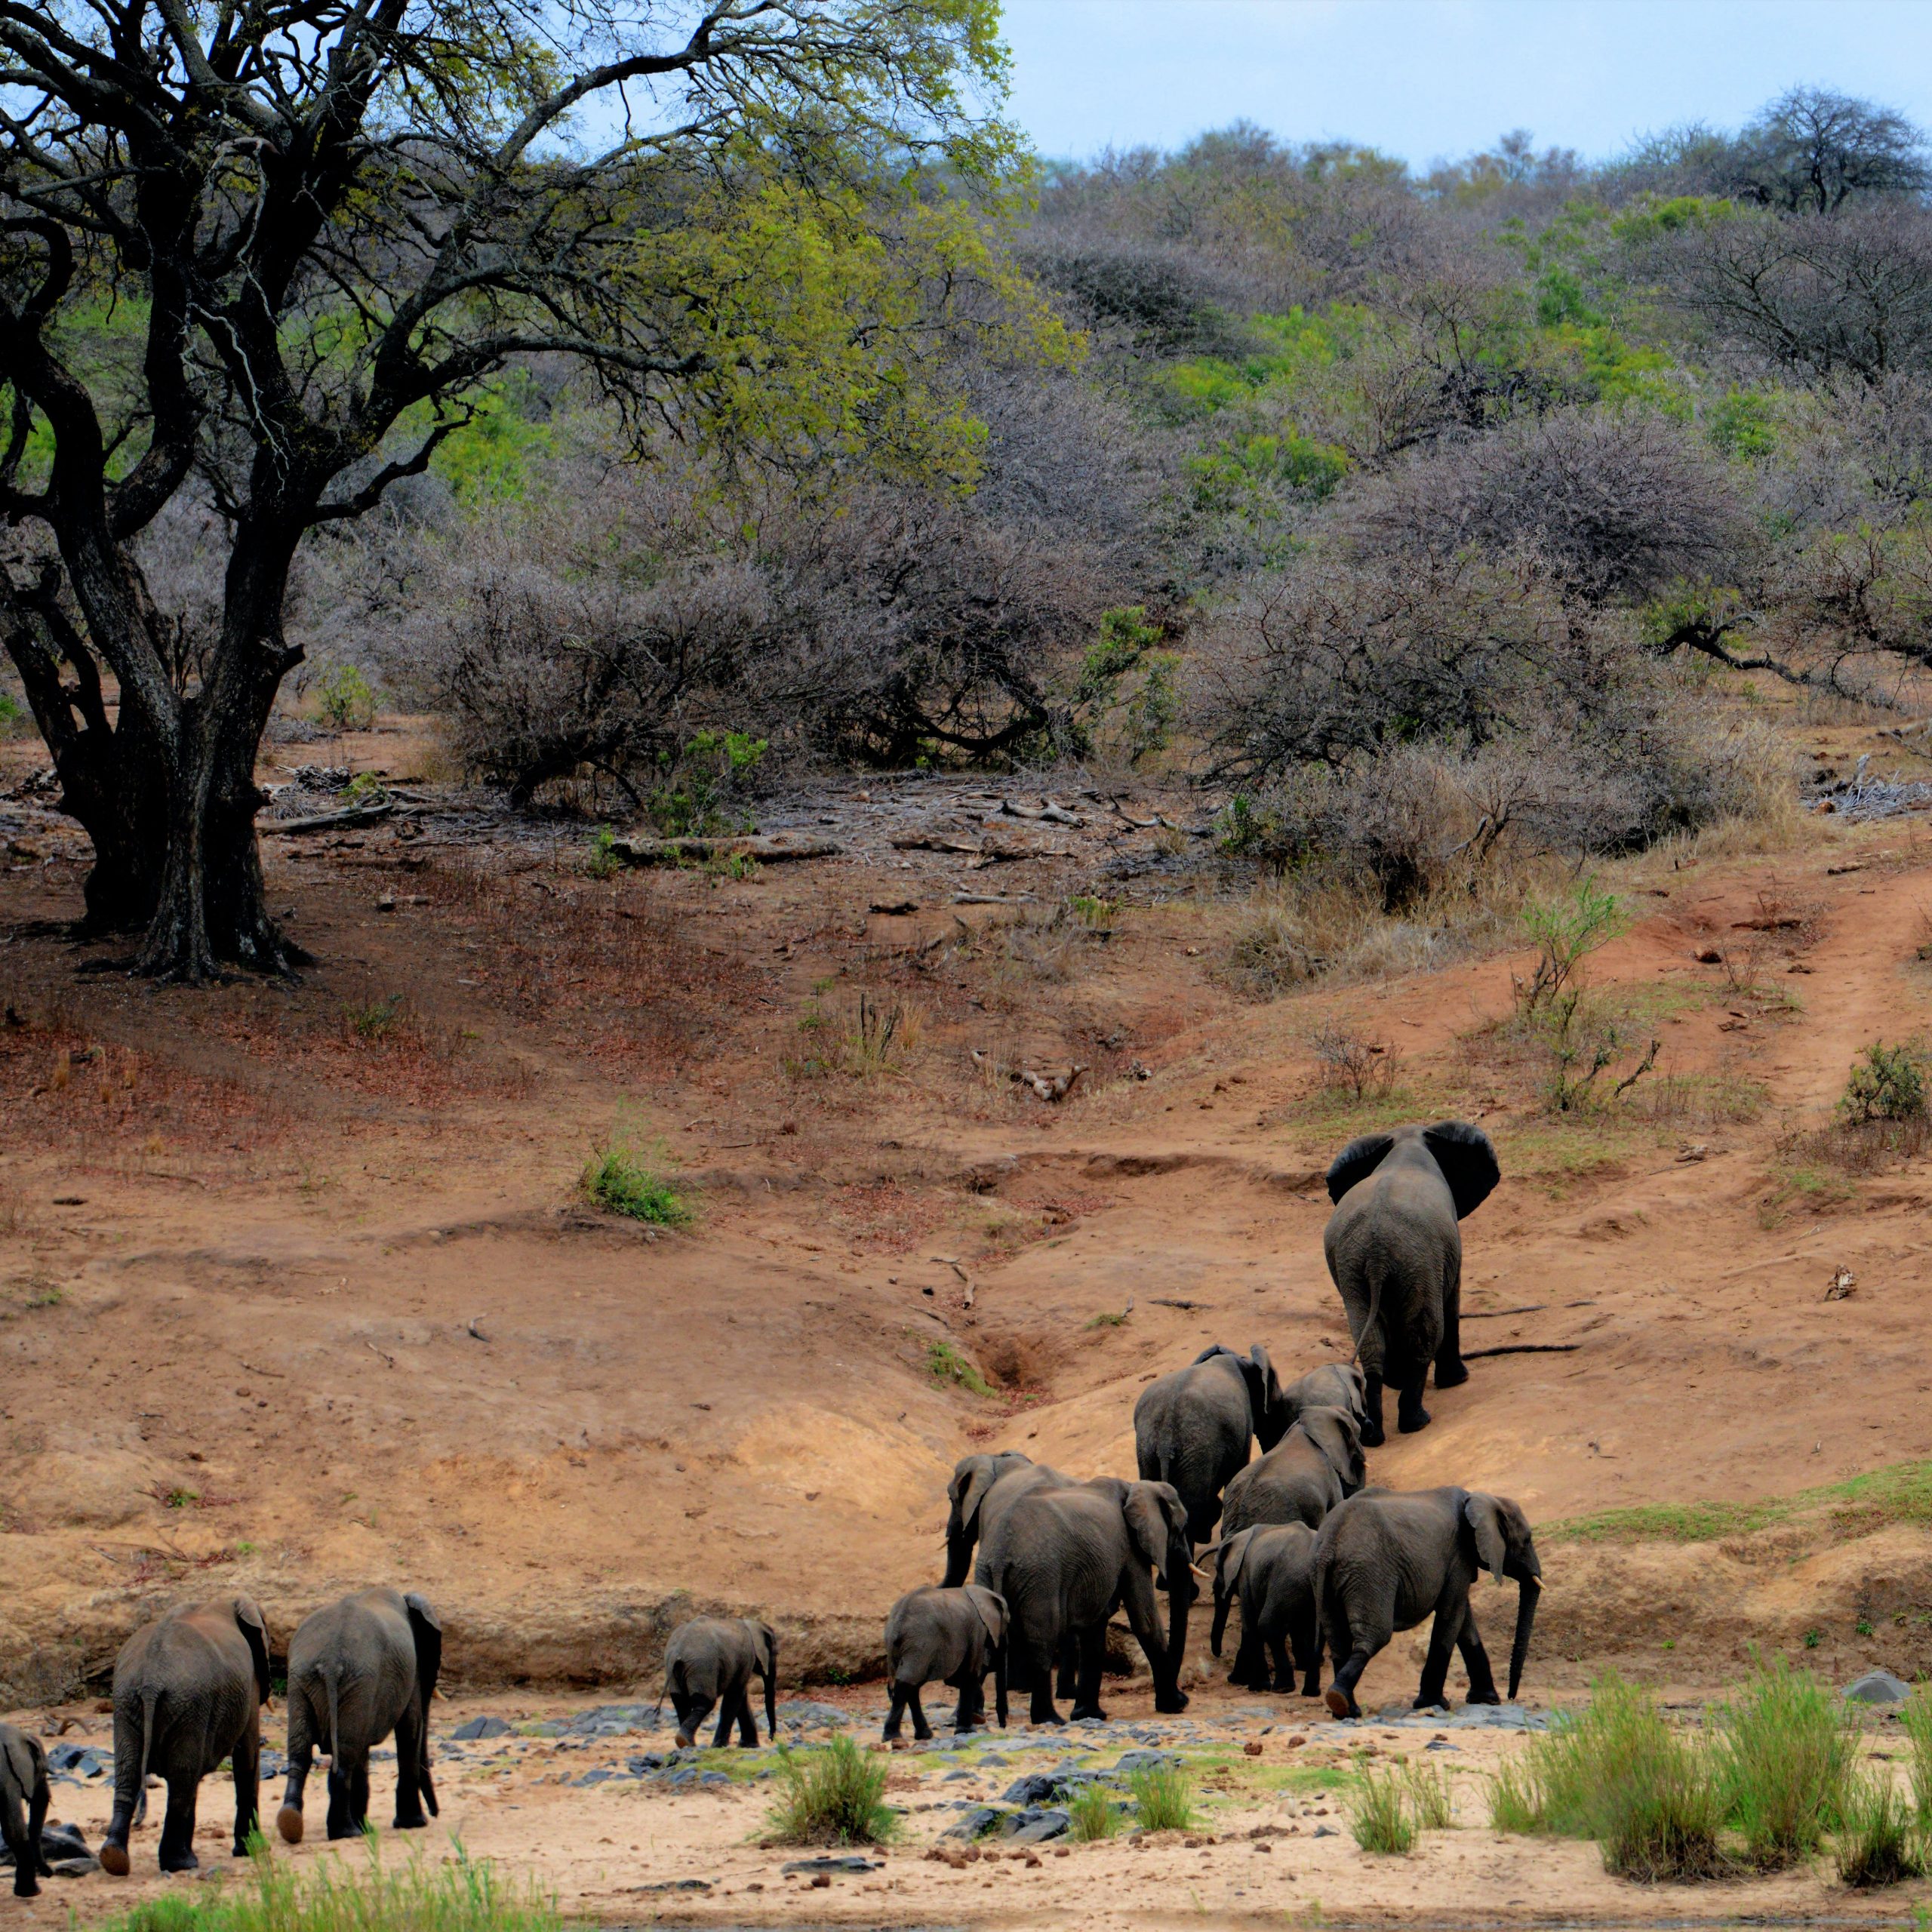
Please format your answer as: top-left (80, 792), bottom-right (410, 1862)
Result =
top-left (0, 0), bottom-right (1028, 978)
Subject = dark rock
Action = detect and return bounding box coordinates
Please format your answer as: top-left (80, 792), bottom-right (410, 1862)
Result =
top-left (451, 1715), bottom-right (512, 1740)
top-left (781, 1854), bottom-right (880, 1875)
top-left (1424, 1740), bottom-right (1460, 1752)
top-left (1845, 1670), bottom-right (1913, 1706)
top-left (1004, 1805), bottom-right (1071, 1843)
top-left (1313, 1825), bottom-right (1336, 1838)
top-left (1114, 1749), bottom-right (1180, 1774)
top-left (572, 1769), bottom-right (620, 1786)
top-left (941, 1806), bottom-right (1008, 1841)
top-left (942, 1770), bottom-right (975, 1783)
top-left (774, 1700), bottom-right (851, 1728)
top-left (631, 1878), bottom-right (711, 1892)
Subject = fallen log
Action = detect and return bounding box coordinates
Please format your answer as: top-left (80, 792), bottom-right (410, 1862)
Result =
top-left (1460, 1342), bottom-right (1583, 1359)
top-left (263, 802), bottom-right (396, 835)
top-left (610, 833), bottom-right (841, 866)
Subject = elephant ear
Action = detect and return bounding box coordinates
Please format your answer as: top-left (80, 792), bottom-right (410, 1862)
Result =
top-left (1216, 1527), bottom-right (1259, 1601)
top-left (1121, 1483), bottom-right (1173, 1583)
top-left (964, 1586), bottom-right (1007, 1646)
top-left (1326, 1133), bottom-right (1395, 1204)
top-left (1250, 1345), bottom-right (1283, 1430)
top-left (1191, 1343), bottom-right (1235, 1367)
top-left (751, 1621), bottom-right (778, 1678)
top-left (1463, 1494), bottom-right (1509, 1577)
top-left (232, 1596), bottom-right (272, 1702)
top-left (952, 1457), bottom-right (998, 1537)
top-left (405, 1593), bottom-right (444, 1705)
top-left (1299, 1407), bottom-right (1358, 1479)
top-left (1423, 1120), bottom-right (1500, 1219)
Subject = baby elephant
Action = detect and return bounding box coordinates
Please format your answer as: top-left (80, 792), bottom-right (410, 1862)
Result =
top-left (882, 1585), bottom-right (1009, 1741)
top-left (102, 1595), bottom-right (271, 1875)
top-left (2, 1724), bottom-right (53, 1898)
top-left (278, 1589), bottom-right (442, 1844)
top-left (1208, 1523), bottom-right (1322, 1698)
top-left (661, 1617), bottom-right (777, 1748)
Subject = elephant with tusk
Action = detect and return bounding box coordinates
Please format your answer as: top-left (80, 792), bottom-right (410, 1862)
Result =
top-left (1312, 1485), bottom-right (1543, 1720)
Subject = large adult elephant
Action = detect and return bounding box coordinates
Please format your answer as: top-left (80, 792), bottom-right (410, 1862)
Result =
top-left (1313, 1485), bottom-right (1542, 1719)
top-left (660, 1617), bottom-right (778, 1748)
top-left (100, 1596), bottom-right (271, 1876)
top-left (1324, 1120), bottom-right (1500, 1445)
top-left (881, 1584), bottom-right (1009, 1740)
top-left (943, 1451), bottom-right (1040, 1586)
top-left (1, 1724), bottom-right (52, 1898)
top-left (277, 1589), bottom-right (441, 1844)
top-left (977, 1477), bottom-right (1194, 1724)
top-left (1134, 1344), bottom-right (1290, 1547)
top-left (1220, 1405), bottom-right (1365, 1535)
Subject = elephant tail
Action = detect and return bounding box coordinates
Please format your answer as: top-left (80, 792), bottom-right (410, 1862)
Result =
top-left (126, 1683), bottom-right (159, 1826)
top-left (324, 1663), bottom-right (344, 1785)
top-left (1348, 1252), bottom-right (1392, 1368)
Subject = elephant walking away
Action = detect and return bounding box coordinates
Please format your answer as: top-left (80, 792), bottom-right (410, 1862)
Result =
top-left (881, 1585), bottom-right (1009, 1740)
top-left (100, 1596), bottom-right (271, 1875)
top-left (1, 1725), bottom-right (52, 1897)
top-left (1279, 1361), bottom-right (1367, 1429)
top-left (1324, 1121), bottom-right (1500, 1444)
top-left (979, 1477), bottom-right (1195, 1724)
top-left (1208, 1523), bottom-right (1321, 1697)
top-left (278, 1589), bottom-right (441, 1844)
top-left (1220, 1405), bottom-right (1365, 1536)
top-left (1134, 1344), bottom-right (1290, 1547)
top-left (1314, 1486), bottom-right (1542, 1719)
top-left (660, 1617), bottom-right (777, 1748)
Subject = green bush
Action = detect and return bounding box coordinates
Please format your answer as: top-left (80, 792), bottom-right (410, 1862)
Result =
top-left (926, 1340), bottom-right (992, 1398)
top-left (1834, 1764), bottom-right (1922, 1887)
top-left (767, 1737), bottom-right (896, 1847)
top-left (1517, 875), bottom-right (1631, 1013)
top-left (647, 730), bottom-right (765, 838)
top-left (1405, 1761), bottom-right (1455, 1830)
top-left (1494, 1675), bottom-right (1727, 1880)
top-left (1839, 1040), bottom-right (1930, 1125)
top-left (92, 1836), bottom-right (558, 1932)
top-left (1490, 1758), bottom-right (1542, 1833)
top-left (1347, 1766), bottom-right (1417, 1854)
top-left (580, 1143), bottom-right (691, 1226)
top-left (315, 663), bottom-right (379, 731)
top-left (1126, 1761), bottom-right (1194, 1832)
top-left (1713, 1657), bottom-right (1852, 1866)
top-left (1066, 1783), bottom-right (1123, 1841)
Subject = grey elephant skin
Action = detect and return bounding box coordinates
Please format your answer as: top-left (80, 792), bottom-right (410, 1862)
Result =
top-left (1314, 1485), bottom-right (1542, 1719)
top-left (1208, 1523), bottom-right (1321, 1697)
top-left (1, 1724), bottom-right (52, 1898)
top-left (1220, 1405), bottom-right (1365, 1535)
top-left (943, 1451), bottom-right (1041, 1586)
top-left (979, 1476), bottom-right (1194, 1724)
top-left (1134, 1344), bottom-right (1289, 1547)
top-left (881, 1584), bottom-right (1009, 1740)
top-left (661, 1617), bottom-right (777, 1748)
top-left (101, 1595), bottom-right (271, 1875)
top-left (1324, 1120), bottom-right (1500, 1445)
top-left (277, 1588), bottom-right (441, 1844)
top-left (1280, 1361), bottom-right (1366, 1429)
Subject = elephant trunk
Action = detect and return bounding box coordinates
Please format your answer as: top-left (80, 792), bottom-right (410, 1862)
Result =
top-left (1507, 1577), bottom-right (1541, 1702)
top-left (994, 1635), bottom-right (1009, 1728)
top-left (1164, 1535), bottom-right (1193, 1683)
top-left (941, 1521), bottom-right (971, 1590)
top-left (1209, 1573), bottom-right (1232, 1657)
top-left (764, 1665), bottom-right (777, 1744)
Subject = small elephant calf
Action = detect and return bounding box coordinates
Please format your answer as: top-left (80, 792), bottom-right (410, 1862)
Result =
top-left (882, 1585), bottom-right (1009, 1741)
top-left (1220, 1405), bottom-right (1366, 1536)
top-left (1, 1724), bottom-right (53, 1899)
top-left (1208, 1523), bottom-right (1322, 1699)
top-left (660, 1617), bottom-right (777, 1749)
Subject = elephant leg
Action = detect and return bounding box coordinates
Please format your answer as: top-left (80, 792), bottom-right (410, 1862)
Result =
top-left (1359, 1374), bottom-right (1387, 1449)
top-left (1395, 1365), bottom-right (1432, 1435)
top-left (394, 1703), bottom-right (430, 1829)
top-left (325, 1754), bottom-right (354, 1841)
top-left (1069, 1624), bottom-right (1106, 1722)
top-left (735, 1690), bottom-right (759, 1747)
top-left (231, 1708), bottom-right (260, 1857)
top-left (1323, 1598), bottom-right (1387, 1721)
top-left (950, 1676), bottom-right (979, 1736)
top-left (906, 1686), bottom-right (933, 1743)
top-left (351, 1761), bottom-right (371, 1832)
top-left (1229, 1623), bottom-right (1266, 1690)
top-left (883, 1685), bottom-right (909, 1742)
top-left (676, 1694), bottom-right (712, 1752)
top-left (1293, 1607), bottom-right (1322, 1699)
top-left (278, 1695), bottom-right (315, 1844)
top-left (711, 1693), bottom-right (737, 1749)
top-left (8, 1777), bottom-right (40, 1897)
top-left (1456, 1601), bottom-right (1502, 1704)
top-left (158, 1774), bottom-right (201, 1874)
top-left (1055, 1633), bottom-right (1079, 1703)
top-left (1414, 1602), bottom-right (1462, 1712)
top-left (1024, 1637), bottom-right (1062, 1725)
top-left (1433, 1260), bottom-right (1468, 1389)
top-left (1267, 1633), bottom-right (1294, 1694)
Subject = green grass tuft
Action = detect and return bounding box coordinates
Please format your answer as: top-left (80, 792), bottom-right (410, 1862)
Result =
top-left (1066, 1783), bottom-right (1123, 1841)
top-left (580, 1142), bottom-right (691, 1226)
top-left (1126, 1761), bottom-right (1194, 1832)
top-left (1549, 1458), bottom-right (1932, 1546)
top-left (1900, 1689), bottom-right (1932, 1823)
top-left (926, 1338), bottom-right (993, 1398)
top-left (1833, 1764), bottom-right (1923, 1888)
top-left (1346, 1767), bottom-right (1417, 1854)
top-left (92, 1835), bottom-right (557, 1932)
top-left (1489, 1758), bottom-right (1541, 1833)
top-left (1404, 1760), bottom-right (1455, 1830)
top-left (1713, 1657), bottom-right (1853, 1867)
top-left (766, 1737), bottom-right (896, 1847)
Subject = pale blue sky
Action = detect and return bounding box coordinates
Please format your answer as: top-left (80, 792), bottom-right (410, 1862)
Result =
top-left (1001, 0), bottom-right (1932, 169)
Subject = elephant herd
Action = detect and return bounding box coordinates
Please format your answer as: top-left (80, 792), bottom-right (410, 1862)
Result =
top-left (0, 1116), bottom-right (1539, 1893)
top-left (876, 1118), bottom-right (1543, 1738)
